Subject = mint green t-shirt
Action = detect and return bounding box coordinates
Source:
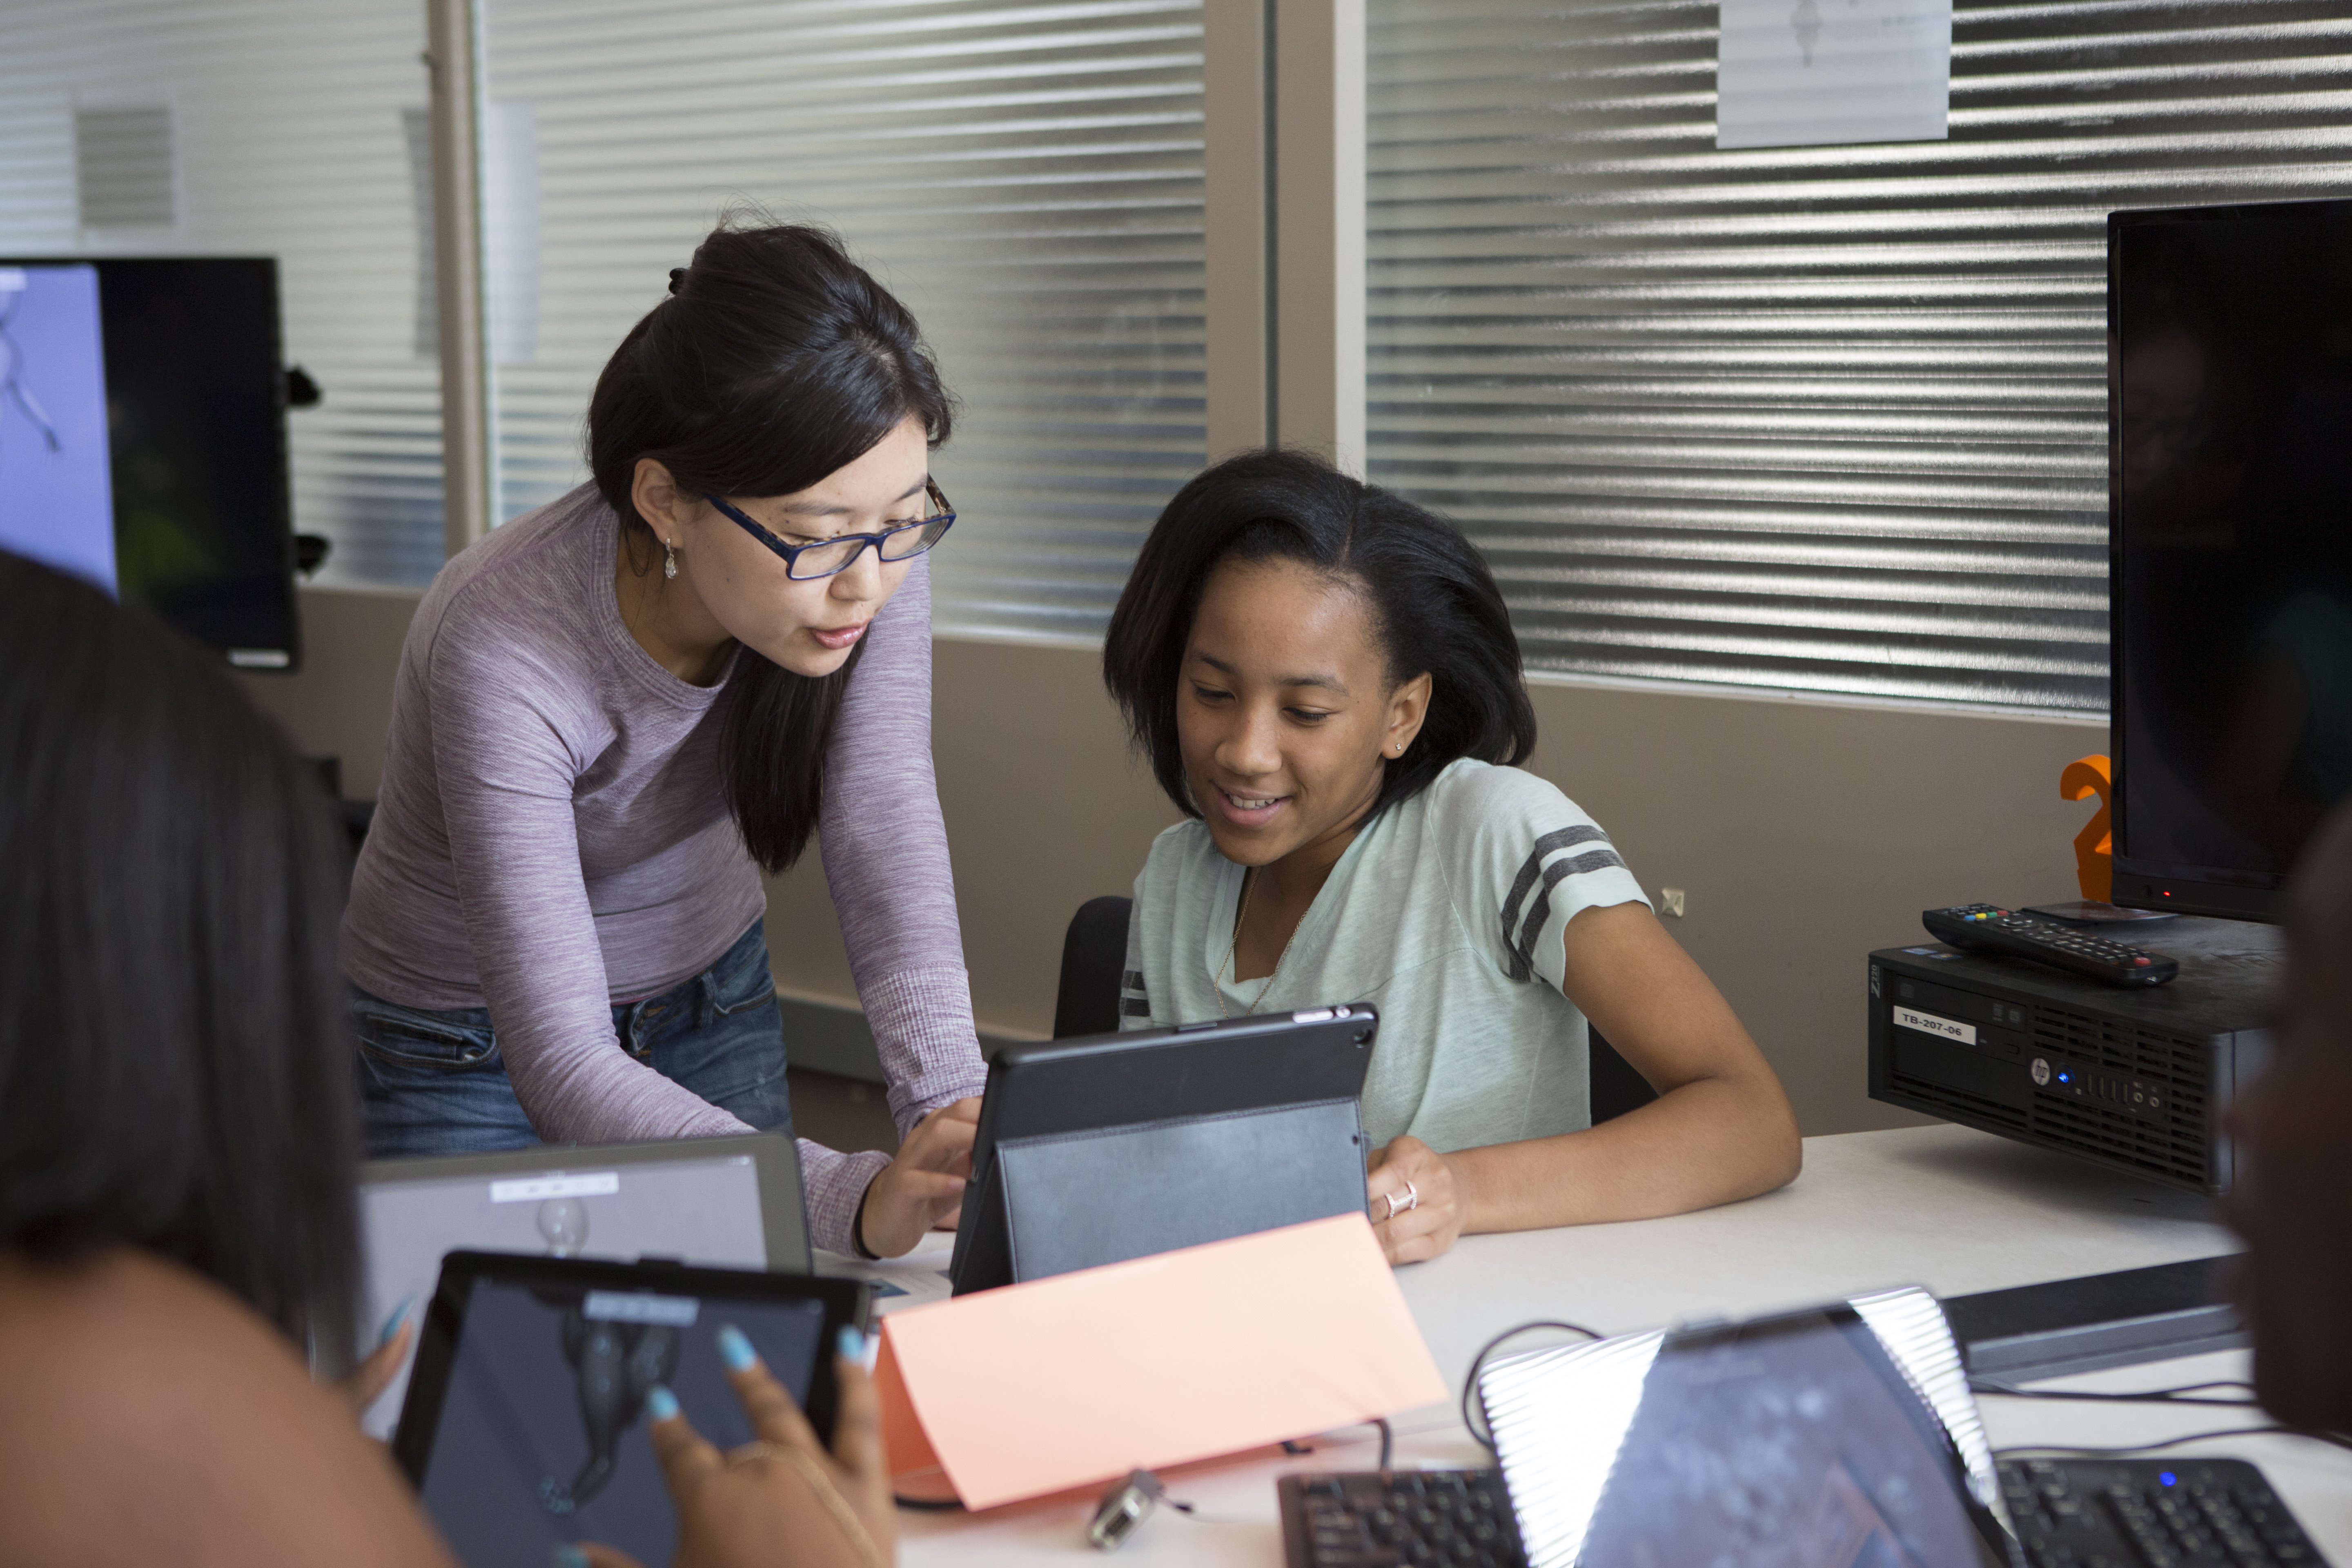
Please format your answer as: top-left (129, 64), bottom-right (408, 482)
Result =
top-left (1119, 758), bottom-right (1650, 1152)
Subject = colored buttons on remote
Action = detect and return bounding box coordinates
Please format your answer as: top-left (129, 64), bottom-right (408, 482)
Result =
top-left (1921, 904), bottom-right (2180, 988)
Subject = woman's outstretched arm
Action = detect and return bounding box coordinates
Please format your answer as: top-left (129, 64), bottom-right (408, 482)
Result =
top-left (1368, 902), bottom-right (1801, 1262)
top-left (816, 555), bottom-right (989, 1137)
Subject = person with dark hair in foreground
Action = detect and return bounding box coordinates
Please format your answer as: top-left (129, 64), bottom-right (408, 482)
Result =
top-left (0, 553), bottom-right (897, 1567)
top-left (1104, 451), bottom-right (1801, 1263)
top-left (2224, 799), bottom-right (2352, 1432)
top-left (342, 219), bottom-right (982, 1259)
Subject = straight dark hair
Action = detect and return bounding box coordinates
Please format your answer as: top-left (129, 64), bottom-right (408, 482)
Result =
top-left (589, 218), bottom-right (953, 873)
top-left (0, 552), bottom-right (359, 1363)
top-left (1103, 449), bottom-right (1538, 818)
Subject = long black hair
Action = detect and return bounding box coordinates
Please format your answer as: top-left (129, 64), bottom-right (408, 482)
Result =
top-left (588, 219), bottom-right (954, 873)
top-left (1102, 449), bottom-right (1538, 818)
top-left (0, 552), bottom-right (359, 1362)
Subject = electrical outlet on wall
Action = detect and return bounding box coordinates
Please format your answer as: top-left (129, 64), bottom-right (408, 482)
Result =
top-left (1659, 887), bottom-right (1687, 918)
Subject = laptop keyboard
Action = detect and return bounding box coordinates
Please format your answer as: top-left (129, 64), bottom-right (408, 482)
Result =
top-left (2000, 1458), bottom-right (2327, 1568)
top-left (1276, 1470), bottom-right (1526, 1568)
top-left (1278, 1458), bottom-right (2329, 1568)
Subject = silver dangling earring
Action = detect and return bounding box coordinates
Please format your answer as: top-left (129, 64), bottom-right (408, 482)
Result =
top-left (663, 537), bottom-right (678, 580)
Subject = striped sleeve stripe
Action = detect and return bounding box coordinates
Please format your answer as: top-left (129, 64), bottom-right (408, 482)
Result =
top-left (1499, 828), bottom-right (1628, 982)
top-left (1120, 968), bottom-right (1150, 1019)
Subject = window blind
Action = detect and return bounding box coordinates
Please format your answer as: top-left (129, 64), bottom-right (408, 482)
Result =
top-left (478, 0), bottom-right (1207, 640)
top-left (0, 0), bottom-right (448, 589)
top-left (1366, 0), bottom-right (2352, 713)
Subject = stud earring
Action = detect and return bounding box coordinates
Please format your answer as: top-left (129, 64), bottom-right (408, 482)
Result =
top-left (663, 538), bottom-right (678, 580)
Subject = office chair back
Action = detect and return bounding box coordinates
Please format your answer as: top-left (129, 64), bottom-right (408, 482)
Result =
top-left (1053, 895), bottom-right (1136, 1040)
top-left (1051, 895), bottom-right (1661, 1123)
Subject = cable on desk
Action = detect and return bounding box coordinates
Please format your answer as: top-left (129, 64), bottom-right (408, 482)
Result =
top-left (1971, 1377), bottom-right (2258, 1407)
top-left (1993, 1424), bottom-right (2352, 1461)
top-left (1460, 1319), bottom-right (1605, 1453)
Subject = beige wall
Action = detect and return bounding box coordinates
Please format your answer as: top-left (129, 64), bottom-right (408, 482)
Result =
top-left (761, 637), bottom-right (1184, 1038)
top-left (242, 586), bottom-right (426, 801)
top-left (247, 586), bottom-right (2108, 1136)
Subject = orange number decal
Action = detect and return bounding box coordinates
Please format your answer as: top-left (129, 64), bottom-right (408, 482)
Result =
top-left (2060, 753), bottom-right (2114, 902)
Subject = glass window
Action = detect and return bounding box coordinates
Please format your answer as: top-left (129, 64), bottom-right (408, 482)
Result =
top-left (0, 0), bottom-right (448, 589)
top-left (1368, 0), bottom-right (2352, 713)
top-left (477, 0), bottom-right (1207, 639)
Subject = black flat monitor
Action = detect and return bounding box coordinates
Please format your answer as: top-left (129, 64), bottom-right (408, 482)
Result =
top-left (2110, 198), bottom-right (2352, 921)
top-left (0, 256), bottom-right (298, 668)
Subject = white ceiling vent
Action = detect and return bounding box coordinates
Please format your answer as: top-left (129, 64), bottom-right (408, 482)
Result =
top-left (76, 107), bottom-right (176, 228)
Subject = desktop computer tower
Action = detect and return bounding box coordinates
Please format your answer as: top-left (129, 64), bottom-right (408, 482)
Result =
top-left (1866, 917), bottom-right (2281, 1196)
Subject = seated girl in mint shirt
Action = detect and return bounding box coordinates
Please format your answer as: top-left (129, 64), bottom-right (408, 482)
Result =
top-left (1105, 451), bottom-right (1802, 1263)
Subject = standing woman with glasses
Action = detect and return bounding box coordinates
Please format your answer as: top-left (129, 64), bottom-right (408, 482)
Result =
top-left (343, 222), bottom-right (980, 1260)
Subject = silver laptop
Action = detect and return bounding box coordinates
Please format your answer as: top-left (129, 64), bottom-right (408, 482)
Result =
top-left (1478, 1285), bottom-right (2016, 1568)
top-left (354, 1132), bottom-right (809, 1438)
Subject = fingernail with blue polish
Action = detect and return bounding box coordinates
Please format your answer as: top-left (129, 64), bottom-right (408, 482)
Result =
top-left (645, 1385), bottom-right (679, 1422)
top-left (553, 1546), bottom-right (590, 1568)
top-left (716, 1323), bottom-right (757, 1373)
top-left (837, 1325), bottom-right (866, 1363)
top-left (376, 1298), bottom-right (414, 1348)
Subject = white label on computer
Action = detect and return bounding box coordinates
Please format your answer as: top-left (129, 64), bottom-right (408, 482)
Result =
top-left (1893, 1006), bottom-right (1974, 1045)
top-left (583, 1290), bottom-right (700, 1327)
top-left (489, 1172), bottom-right (621, 1203)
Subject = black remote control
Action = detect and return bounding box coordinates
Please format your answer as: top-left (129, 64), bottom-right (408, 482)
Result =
top-left (1923, 904), bottom-right (2179, 987)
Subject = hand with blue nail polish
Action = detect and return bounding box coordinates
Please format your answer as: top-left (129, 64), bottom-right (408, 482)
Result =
top-left (332, 1298), bottom-right (418, 1421)
top-left (564, 1323), bottom-right (896, 1568)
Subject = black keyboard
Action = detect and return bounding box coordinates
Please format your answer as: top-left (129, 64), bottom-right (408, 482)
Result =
top-left (1277, 1469), bottom-right (1526, 1568)
top-left (2001, 1458), bottom-right (2328, 1568)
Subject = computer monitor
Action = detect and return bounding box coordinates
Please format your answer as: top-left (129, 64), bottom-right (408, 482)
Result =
top-left (2110, 198), bottom-right (2352, 920)
top-left (0, 256), bottom-right (299, 668)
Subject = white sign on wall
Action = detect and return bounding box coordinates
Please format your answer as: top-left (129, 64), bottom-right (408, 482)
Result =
top-left (1717, 0), bottom-right (1952, 151)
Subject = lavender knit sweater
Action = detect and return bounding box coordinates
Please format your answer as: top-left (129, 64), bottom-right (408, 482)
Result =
top-left (343, 483), bottom-right (986, 1254)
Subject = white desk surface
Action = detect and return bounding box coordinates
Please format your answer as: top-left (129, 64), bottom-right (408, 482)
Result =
top-left (838, 1125), bottom-right (2352, 1565)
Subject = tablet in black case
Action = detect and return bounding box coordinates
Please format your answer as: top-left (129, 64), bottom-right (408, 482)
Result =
top-left (949, 1006), bottom-right (1379, 1294)
top-left (393, 1251), bottom-right (868, 1568)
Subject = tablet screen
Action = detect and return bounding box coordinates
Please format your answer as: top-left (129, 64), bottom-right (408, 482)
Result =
top-left (414, 1274), bottom-right (832, 1567)
top-left (358, 1149), bottom-right (771, 1437)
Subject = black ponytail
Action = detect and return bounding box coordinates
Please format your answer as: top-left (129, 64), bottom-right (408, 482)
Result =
top-left (588, 219), bottom-right (953, 873)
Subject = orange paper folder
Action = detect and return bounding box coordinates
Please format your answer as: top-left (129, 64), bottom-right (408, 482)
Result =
top-left (876, 1212), bottom-right (1448, 1510)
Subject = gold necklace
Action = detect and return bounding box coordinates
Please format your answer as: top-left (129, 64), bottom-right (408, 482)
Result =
top-left (1216, 866), bottom-right (1304, 1018)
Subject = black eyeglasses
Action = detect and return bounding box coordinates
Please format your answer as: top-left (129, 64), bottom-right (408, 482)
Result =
top-left (704, 479), bottom-right (956, 581)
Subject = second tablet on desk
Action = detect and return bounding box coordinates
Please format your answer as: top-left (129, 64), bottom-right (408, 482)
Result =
top-left (356, 1130), bottom-right (809, 1437)
top-left (948, 1006), bottom-right (1379, 1294)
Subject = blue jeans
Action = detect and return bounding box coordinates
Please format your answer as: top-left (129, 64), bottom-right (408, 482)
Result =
top-left (352, 918), bottom-right (795, 1158)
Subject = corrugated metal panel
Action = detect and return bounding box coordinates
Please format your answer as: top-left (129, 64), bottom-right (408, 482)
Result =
top-left (480, 0), bottom-right (1207, 639)
top-left (1367, 0), bottom-right (2352, 712)
top-left (0, 0), bottom-right (448, 590)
